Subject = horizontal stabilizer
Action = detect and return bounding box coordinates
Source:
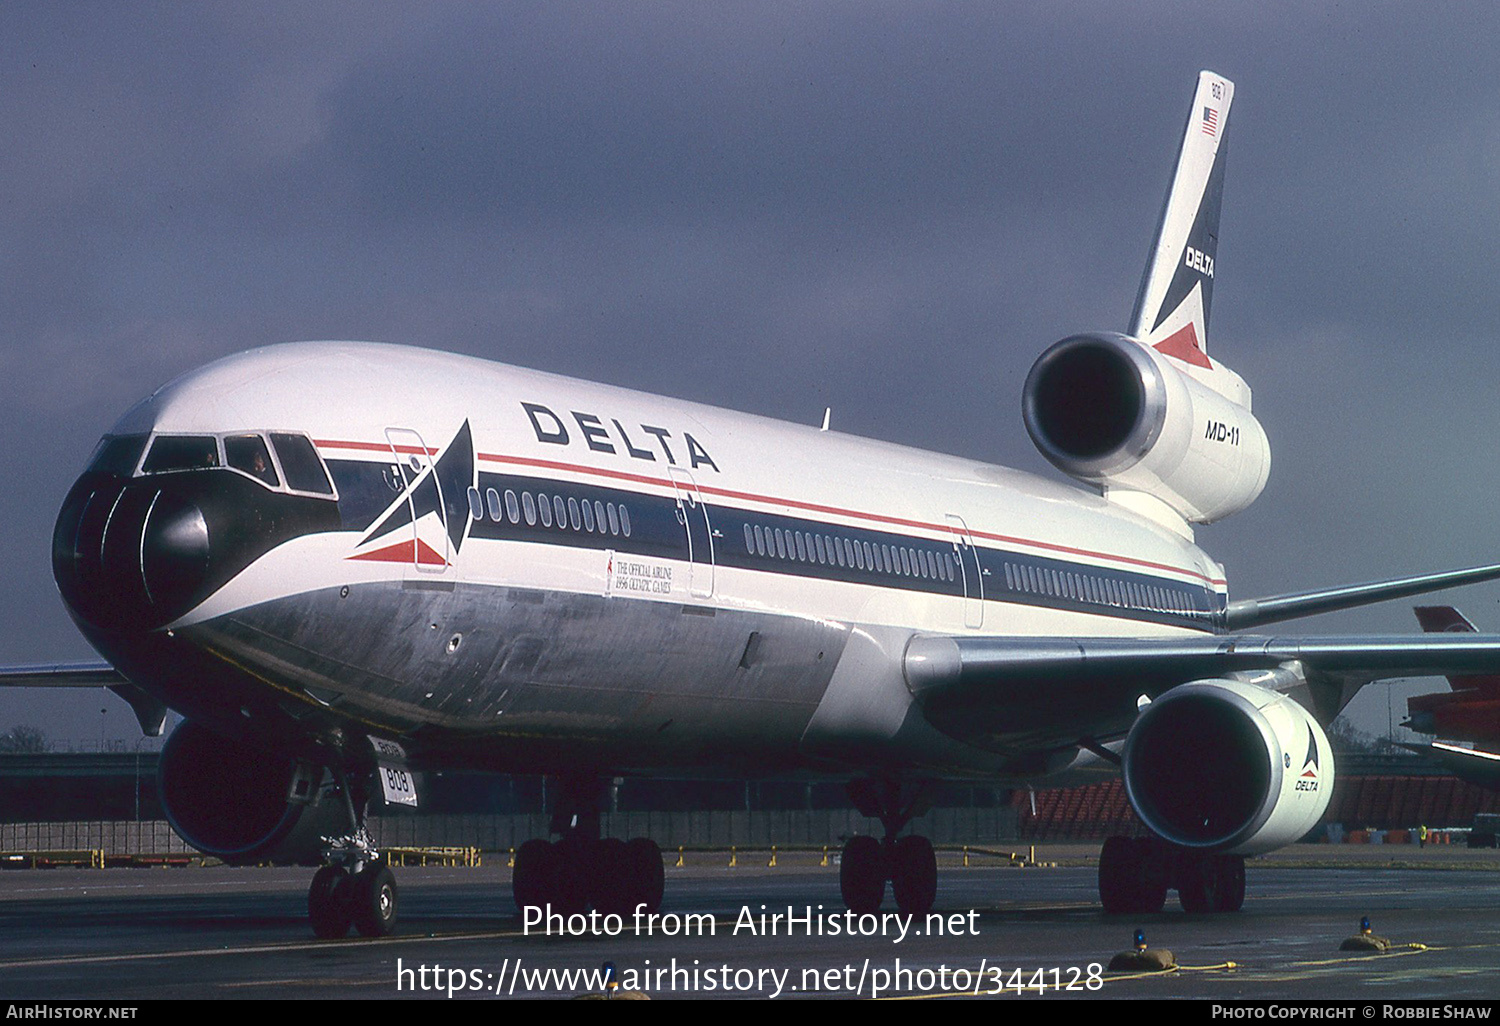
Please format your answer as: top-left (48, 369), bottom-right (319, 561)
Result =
top-left (1401, 741), bottom-right (1500, 791)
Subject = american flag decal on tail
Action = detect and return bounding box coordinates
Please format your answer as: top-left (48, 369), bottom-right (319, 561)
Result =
top-left (1202, 106), bottom-right (1219, 137)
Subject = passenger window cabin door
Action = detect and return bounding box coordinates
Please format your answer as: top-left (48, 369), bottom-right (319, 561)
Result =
top-left (667, 467), bottom-right (715, 598)
top-left (384, 427), bottom-right (450, 574)
top-left (945, 513), bottom-right (984, 628)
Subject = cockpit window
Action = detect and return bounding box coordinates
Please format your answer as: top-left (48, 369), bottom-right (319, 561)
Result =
top-left (270, 433), bottom-right (334, 495)
top-left (142, 435), bottom-right (220, 474)
top-left (224, 434), bottom-right (280, 487)
top-left (88, 435), bottom-right (148, 477)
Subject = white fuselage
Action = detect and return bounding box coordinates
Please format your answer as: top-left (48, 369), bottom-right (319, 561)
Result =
top-left (85, 340), bottom-right (1229, 779)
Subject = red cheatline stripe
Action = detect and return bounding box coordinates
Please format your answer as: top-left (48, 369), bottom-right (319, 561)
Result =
top-left (315, 439), bottom-right (437, 456)
top-left (313, 438), bottom-right (1225, 586)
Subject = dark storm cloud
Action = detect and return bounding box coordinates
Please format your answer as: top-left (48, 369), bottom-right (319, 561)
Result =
top-left (6, 2), bottom-right (1500, 739)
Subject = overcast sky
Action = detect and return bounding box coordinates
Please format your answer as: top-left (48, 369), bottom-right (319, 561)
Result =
top-left (5, 2), bottom-right (1500, 745)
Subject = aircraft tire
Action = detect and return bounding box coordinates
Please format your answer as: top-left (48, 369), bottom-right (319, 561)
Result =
top-left (1218, 854), bottom-right (1246, 912)
top-left (625, 837), bottom-right (664, 916)
top-left (308, 865), bottom-right (353, 939)
top-left (840, 836), bottom-right (886, 915)
top-left (552, 835), bottom-right (594, 915)
top-left (1178, 853), bottom-right (1240, 914)
top-left (890, 835), bottom-right (937, 917)
top-left (593, 837), bottom-right (632, 916)
top-left (513, 839), bottom-right (558, 915)
top-left (350, 864), bottom-right (399, 937)
top-left (1099, 836), bottom-right (1165, 914)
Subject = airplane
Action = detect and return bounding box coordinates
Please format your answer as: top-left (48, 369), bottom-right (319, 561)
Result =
top-left (1403, 606), bottom-right (1500, 791)
top-left (10, 69), bottom-right (1500, 938)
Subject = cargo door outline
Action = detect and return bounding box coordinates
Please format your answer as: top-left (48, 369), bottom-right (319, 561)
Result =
top-left (384, 426), bottom-right (449, 573)
top-left (945, 513), bottom-right (984, 628)
top-left (667, 467), bottom-right (715, 598)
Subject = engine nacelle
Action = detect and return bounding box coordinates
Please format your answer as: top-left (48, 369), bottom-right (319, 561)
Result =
top-left (1023, 332), bottom-right (1270, 524)
top-left (1122, 680), bottom-right (1333, 855)
top-left (158, 720), bottom-right (352, 866)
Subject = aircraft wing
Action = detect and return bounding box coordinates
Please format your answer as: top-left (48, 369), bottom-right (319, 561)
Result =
top-left (0, 661), bottom-right (167, 736)
top-left (904, 632), bottom-right (1500, 753)
top-left (0, 661), bottom-right (125, 687)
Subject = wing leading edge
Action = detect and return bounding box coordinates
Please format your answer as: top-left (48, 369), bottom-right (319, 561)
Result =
top-left (904, 632), bottom-right (1500, 754)
top-left (0, 662), bottom-right (166, 737)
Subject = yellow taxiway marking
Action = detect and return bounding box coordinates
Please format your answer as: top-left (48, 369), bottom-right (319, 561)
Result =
top-left (0, 927), bottom-right (537, 971)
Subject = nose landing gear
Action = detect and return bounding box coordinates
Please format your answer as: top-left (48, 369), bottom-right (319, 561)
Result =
top-left (307, 770), bottom-right (400, 939)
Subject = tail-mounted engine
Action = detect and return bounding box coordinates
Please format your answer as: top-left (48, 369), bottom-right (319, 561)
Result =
top-left (1122, 680), bottom-right (1333, 855)
top-left (158, 720), bottom-right (353, 865)
top-left (1023, 333), bottom-right (1270, 524)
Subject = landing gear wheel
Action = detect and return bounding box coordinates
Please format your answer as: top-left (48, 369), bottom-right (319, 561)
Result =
top-left (552, 835), bottom-right (595, 915)
top-left (513, 839), bottom-right (558, 915)
top-left (840, 836), bottom-right (887, 915)
top-left (1220, 855), bottom-right (1245, 912)
top-left (593, 837), bottom-right (632, 916)
top-left (1098, 836), bottom-right (1166, 915)
top-left (350, 864), bottom-right (399, 937)
top-left (890, 836), bottom-right (937, 916)
top-left (625, 837), bottom-right (664, 916)
top-left (308, 865), bottom-right (353, 939)
top-left (1180, 853), bottom-right (1244, 913)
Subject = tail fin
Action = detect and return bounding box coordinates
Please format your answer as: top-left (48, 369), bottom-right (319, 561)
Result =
top-left (1407, 605), bottom-right (1500, 741)
top-left (1413, 605), bottom-right (1500, 698)
top-left (1129, 70), bottom-right (1233, 369)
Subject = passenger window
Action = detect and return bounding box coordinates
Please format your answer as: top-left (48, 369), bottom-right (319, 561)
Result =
top-left (505, 490), bottom-right (520, 524)
top-left (744, 524), bottom-right (755, 552)
top-left (523, 492), bottom-right (537, 526)
top-left (467, 486), bottom-right (484, 520)
top-left (607, 502), bottom-right (620, 535)
top-left (619, 505), bottom-right (632, 537)
top-left (795, 531), bottom-right (807, 562)
top-left (143, 435), bottom-right (220, 474)
top-left (538, 493), bottom-right (553, 527)
top-left (269, 433), bottom-right (334, 495)
top-left (224, 434), bottom-right (279, 487)
top-left (594, 501), bottom-right (607, 533)
top-left (568, 497), bottom-right (581, 531)
top-left (487, 488), bottom-right (503, 521)
top-left (754, 524), bottom-right (766, 556)
top-left (553, 495), bottom-right (566, 528)
top-left (582, 500), bottom-right (595, 532)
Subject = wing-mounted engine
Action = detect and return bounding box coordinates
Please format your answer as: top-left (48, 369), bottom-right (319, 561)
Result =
top-left (1122, 680), bottom-right (1333, 855)
top-left (1023, 332), bottom-right (1270, 525)
top-left (158, 720), bottom-right (353, 865)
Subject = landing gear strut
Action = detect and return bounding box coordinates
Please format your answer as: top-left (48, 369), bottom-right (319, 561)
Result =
top-left (308, 769), bottom-right (399, 939)
top-left (511, 776), bottom-right (665, 919)
top-left (840, 780), bottom-right (939, 917)
top-left (1097, 835), bottom-right (1244, 914)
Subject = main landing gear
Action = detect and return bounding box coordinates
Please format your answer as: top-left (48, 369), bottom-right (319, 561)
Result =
top-left (308, 770), bottom-right (400, 939)
top-left (1097, 835), bottom-right (1245, 915)
top-left (511, 777), bottom-right (665, 918)
top-left (840, 780), bottom-right (939, 917)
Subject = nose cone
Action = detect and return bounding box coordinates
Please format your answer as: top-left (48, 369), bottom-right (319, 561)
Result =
top-left (140, 492), bottom-right (211, 612)
top-left (53, 476), bottom-right (211, 634)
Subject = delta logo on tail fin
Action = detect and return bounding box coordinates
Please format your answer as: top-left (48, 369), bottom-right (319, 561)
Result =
top-left (348, 420), bottom-right (476, 566)
top-left (1129, 71), bottom-right (1233, 371)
